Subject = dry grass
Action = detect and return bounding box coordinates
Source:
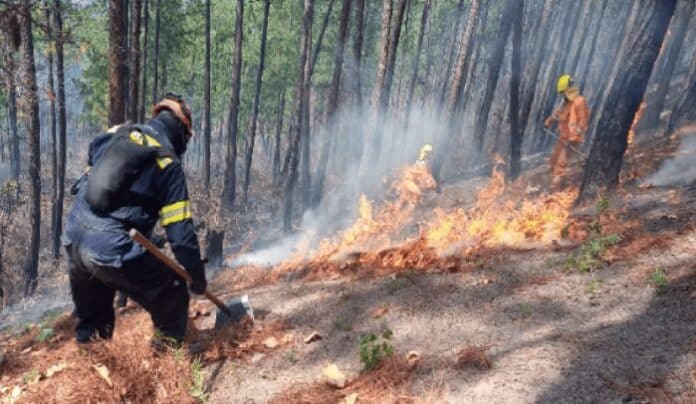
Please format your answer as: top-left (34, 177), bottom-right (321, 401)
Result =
top-left (454, 344), bottom-right (492, 371)
top-left (270, 357), bottom-right (418, 404)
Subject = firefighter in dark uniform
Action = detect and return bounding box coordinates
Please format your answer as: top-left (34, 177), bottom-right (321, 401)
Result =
top-left (63, 93), bottom-right (206, 346)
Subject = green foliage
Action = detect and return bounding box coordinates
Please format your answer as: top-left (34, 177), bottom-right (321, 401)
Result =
top-left (564, 198), bottom-right (621, 273)
top-left (650, 267), bottom-right (668, 293)
top-left (519, 303), bottom-right (533, 318)
top-left (285, 349), bottom-right (297, 365)
top-left (23, 369), bottom-right (40, 384)
top-left (35, 327), bottom-right (55, 343)
top-left (358, 328), bottom-right (394, 371)
top-left (190, 357), bottom-right (208, 403)
top-left (585, 278), bottom-right (602, 295)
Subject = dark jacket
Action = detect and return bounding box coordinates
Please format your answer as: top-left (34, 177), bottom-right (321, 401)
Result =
top-left (63, 115), bottom-right (204, 281)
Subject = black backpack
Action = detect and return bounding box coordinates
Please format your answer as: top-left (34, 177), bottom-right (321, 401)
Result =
top-left (85, 124), bottom-right (174, 213)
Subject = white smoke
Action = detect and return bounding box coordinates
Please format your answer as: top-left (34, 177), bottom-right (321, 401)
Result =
top-left (643, 133), bottom-right (696, 187)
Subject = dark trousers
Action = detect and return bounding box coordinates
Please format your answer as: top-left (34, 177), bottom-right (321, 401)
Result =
top-left (67, 243), bottom-right (189, 342)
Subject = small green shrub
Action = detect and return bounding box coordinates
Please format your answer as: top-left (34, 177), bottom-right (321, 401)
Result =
top-left (285, 350), bottom-right (297, 364)
top-left (190, 358), bottom-right (208, 403)
top-left (585, 278), bottom-right (602, 294)
top-left (35, 327), bottom-right (55, 343)
top-left (564, 198), bottom-right (621, 273)
top-left (358, 328), bottom-right (394, 371)
top-left (650, 267), bottom-right (668, 292)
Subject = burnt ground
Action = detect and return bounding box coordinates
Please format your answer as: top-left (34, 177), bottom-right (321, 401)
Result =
top-left (1, 130), bottom-right (694, 403)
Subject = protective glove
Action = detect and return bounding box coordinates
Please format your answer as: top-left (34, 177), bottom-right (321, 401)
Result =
top-left (188, 266), bottom-right (207, 295)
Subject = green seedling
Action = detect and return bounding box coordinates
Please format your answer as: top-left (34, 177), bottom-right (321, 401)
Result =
top-left (190, 358), bottom-right (208, 403)
top-left (519, 303), bottom-right (533, 318)
top-left (585, 278), bottom-right (602, 295)
top-left (358, 328), bottom-right (394, 371)
top-left (285, 349), bottom-right (297, 365)
top-left (650, 267), bottom-right (668, 293)
top-left (35, 327), bottom-right (55, 343)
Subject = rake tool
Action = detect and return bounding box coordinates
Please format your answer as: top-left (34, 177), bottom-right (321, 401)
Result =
top-left (541, 127), bottom-right (588, 158)
top-left (130, 229), bottom-right (253, 329)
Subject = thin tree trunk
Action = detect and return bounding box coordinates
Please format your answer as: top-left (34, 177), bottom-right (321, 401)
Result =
top-left (139, 0), bottom-right (148, 121)
top-left (108, 0), bottom-right (126, 126)
top-left (439, 0), bottom-right (466, 104)
top-left (52, 0), bottom-right (67, 260)
top-left (223, 0), bottom-right (243, 208)
top-left (641, 0), bottom-right (695, 130)
top-left (284, 0), bottom-right (313, 233)
top-left (309, 0), bottom-right (336, 78)
top-left (128, 0), bottom-right (141, 122)
top-left (18, 0), bottom-right (41, 296)
top-left (203, 0), bottom-right (211, 193)
top-left (579, 0), bottom-right (608, 89)
top-left (273, 92), bottom-right (285, 184)
top-left (121, 0), bottom-right (130, 115)
top-left (314, 0), bottom-right (352, 204)
top-left (519, 0), bottom-right (553, 135)
top-left (473, 0), bottom-right (516, 154)
top-left (243, 0), bottom-right (271, 202)
top-left (509, 0), bottom-right (523, 181)
top-left (44, 3), bottom-right (58, 256)
top-left (403, 0), bottom-right (431, 136)
top-left (567, 0), bottom-right (593, 73)
top-left (578, 0), bottom-right (677, 202)
top-left (669, 58), bottom-right (696, 131)
top-left (151, 0), bottom-right (160, 103)
top-left (351, 0), bottom-right (366, 163)
top-left (431, 0), bottom-right (480, 182)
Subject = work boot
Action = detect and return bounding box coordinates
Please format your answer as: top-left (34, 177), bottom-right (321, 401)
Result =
top-left (75, 324), bottom-right (113, 344)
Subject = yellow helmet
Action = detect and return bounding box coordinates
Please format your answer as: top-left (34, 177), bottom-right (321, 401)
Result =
top-left (556, 74), bottom-right (573, 94)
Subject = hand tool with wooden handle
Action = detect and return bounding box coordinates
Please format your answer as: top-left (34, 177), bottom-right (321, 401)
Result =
top-left (130, 229), bottom-right (253, 328)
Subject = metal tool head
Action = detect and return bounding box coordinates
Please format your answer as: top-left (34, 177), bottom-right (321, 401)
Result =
top-left (214, 295), bottom-right (254, 330)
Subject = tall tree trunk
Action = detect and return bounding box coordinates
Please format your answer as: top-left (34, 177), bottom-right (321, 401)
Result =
top-left (273, 92), bottom-right (285, 184)
top-left (519, 0), bottom-right (553, 139)
top-left (579, 0), bottom-right (608, 87)
top-left (567, 0), bottom-right (593, 73)
top-left (151, 0), bottom-right (160, 103)
top-left (668, 59), bottom-right (696, 131)
top-left (351, 0), bottom-right (366, 163)
top-left (52, 0), bottom-right (67, 260)
top-left (641, 0), bottom-right (695, 130)
top-left (18, 0), bottom-right (41, 296)
top-left (284, 0), bottom-right (313, 233)
top-left (439, 0), bottom-right (466, 104)
top-left (1, 43), bottom-right (19, 179)
top-left (578, 0), bottom-right (677, 202)
top-left (314, 0), bottom-right (352, 204)
top-left (309, 0), bottom-right (336, 78)
top-left (128, 0), bottom-right (141, 122)
top-left (508, 0), bottom-right (524, 181)
top-left (365, 0), bottom-right (407, 172)
top-left (44, 3), bottom-right (58, 258)
top-left (403, 0), bottom-right (431, 136)
top-left (139, 0), bottom-right (148, 121)
top-left (108, 0), bottom-right (126, 126)
top-left (222, 0), bottom-right (243, 209)
top-left (243, 0), bottom-right (271, 202)
top-left (431, 0), bottom-right (480, 182)
top-left (121, 0), bottom-right (130, 115)
top-left (203, 0), bottom-right (211, 193)
top-left (473, 0), bottom-right (516, 154)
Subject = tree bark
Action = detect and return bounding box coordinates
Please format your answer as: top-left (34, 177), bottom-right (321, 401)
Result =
top-left (151, 0), bottom-right (160, 103)
top-left (273, 92), bottom-right (285, 185)
top-left (508, 0), bottom-right (523, 181)
top-left (314, 0), bottom-right (352, 204)
top-left (403, 0), bottom-right (431, 136)
top-left (284, 0), bottom-right (313, 233)
top-left (44, 3), bottom-right (58, 257)
top-left (439, 0), bottom-right (466, 105)
top-left (309, 0), bottom-right (336, 78)
top-left (108, 0), bottom-right (126, 126)
top-left (243, 0), bottom-right (271, 203)
top-left (223, 0), bottom-right (243, 209)
top-left (203, 0), bottom-right (211, 193)
top-left (351, 0), bottom-right (366, 163)
top-left (431, 0), bottom-right (480, 182)
top-left (18, 0), bottom-right (41, 296)
top-left (473, 0), bottom-right (516, 154)
top-left (139, 0), bottom-right (148, 121)
top-left (128, 0), bottom-right (142, 122)
top-left (579, 0), bottom-right (608, 86)
top-left (51, 0), bottom-right (67, 260)
top-left (641, 0), bottom-right (695, 130)
top-left (567, 0), bottom-right (593, 73)
top-left (1, 38), bottom-right (19, 178)
top-left (578, 0), bottom-right (677, 202)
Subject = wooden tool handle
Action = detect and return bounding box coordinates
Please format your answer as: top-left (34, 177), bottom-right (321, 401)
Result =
top-left (129, 229), bottom-right (231, 316)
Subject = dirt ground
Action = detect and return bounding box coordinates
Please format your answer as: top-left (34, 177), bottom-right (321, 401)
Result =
top-left (1, 131), bottom-right (695, 403)
top-left (205, 190), bottom-right (695, 403)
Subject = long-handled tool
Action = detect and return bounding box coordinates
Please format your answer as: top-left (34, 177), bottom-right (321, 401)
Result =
top-left (541, 127), bottom-right (588, 158)
top-left (130, 229), bottom-right (253, 329)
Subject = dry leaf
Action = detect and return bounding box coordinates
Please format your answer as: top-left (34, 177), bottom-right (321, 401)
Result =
top-left (263, 337), bottom-right (279, 349)
top-left (372, 306), bottom-right (388, 318)
top-left (11, 385), bottom-right (22, 399)
top-left (304, 331), bottom-right (322, 344)
top-left (341, 392), bottom-right (358, 404)
top-left (251, 353), bottom-right (266, 364)
top-left (45, 362), bottom-right (68, 378)
top-left (322, 363), bottom-right (347, 389)
top-left (281, 333), bottom-right (294, 344)
top-left (406, 351), bottom-right (421, 367)
top-left (92, 363), bottom-right (113, 388)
